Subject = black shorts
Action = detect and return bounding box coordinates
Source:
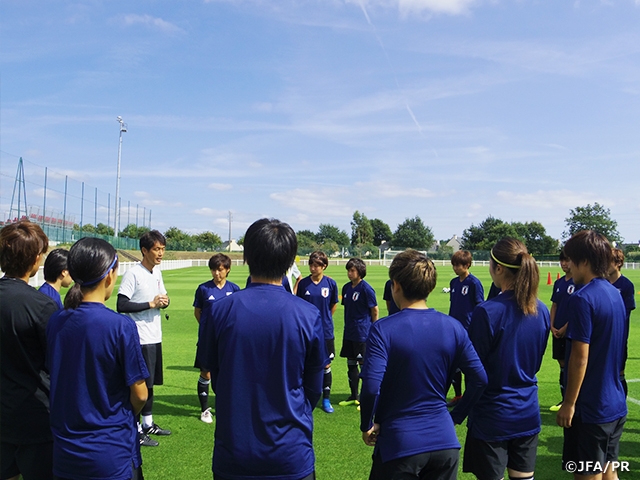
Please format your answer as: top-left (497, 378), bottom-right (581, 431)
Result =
top-left (563, 415), bottom-right (625, 474)
top-left (55, 463), bottom-right (144, 480)
top-left (141, 343), bottom-right (164, 387)
top-left (463, 432), bottom-right (538, 480)
top-left (369, 448), bottom-right (459, 480)
top-left (325, 338), bottom-right (336, 361)
top-left (1, 440), bottom-right (53, 480)
top-left (552, 336), bottom-right (567, 360)
top-left (215, 472), bottom-right (315, 480)
top-left (340, 339), bottom-right (366, 361)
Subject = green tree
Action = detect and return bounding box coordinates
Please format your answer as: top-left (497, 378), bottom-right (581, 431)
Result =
top-left (81, 224), bottom-right (96, 234)
top-left (350, 211), bottom-right (374, 247)
top-left (512, 221), bottom-right (558, 256)
top-left (370, 218), bottom-right (393, 246)
top-left (297, 230), bottom-right (318, 250)
top-left (461, 216), bottom-right (520, 251)
top-left (96, 223), bottom-right (114, 236)
top-left (193, 231), bottom-right (222, 250)
top-left (120, 223), bottom-right (150, 239)
top-left (563, 203), bottom-right (622, 243)
top-left (164, 226), bottom-right (194, 250)
top-left (317, 224), bottom-right (349, 247)
top-left (392, 216), bottom-right (435, 250)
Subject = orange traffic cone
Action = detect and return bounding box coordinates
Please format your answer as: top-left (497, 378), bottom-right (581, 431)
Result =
top-left (547, 272), bottom-right (552, 285)
top-left (557, 272), bottom-right (561, 280)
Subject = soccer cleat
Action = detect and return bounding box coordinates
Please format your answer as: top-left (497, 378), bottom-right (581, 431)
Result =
top-left (201, 408), bottom-right (213, 423)
top-left (549, 402), bottom-right (562, 412)
top-left (338, 396), bottom-right (360, 407)
top-left (446, 395), bottom-right (463, 408)
top-left (143, 423), bottom-right (172, 436)
top-left (321, 399), bottom-right (334, 413)
top-left (139, 432), bottom-right (159, 447)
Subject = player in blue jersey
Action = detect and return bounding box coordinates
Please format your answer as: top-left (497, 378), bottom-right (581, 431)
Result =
top-left (360, 249), bottom-right (487, 480)
top-left (608, 248), bottom-right (636, 397)
top-left (39, 248), bottom-right (72, 309)
top-left (383, 279), bottom-right (400, 315)
top-left (193, 253), bottom-right (240, 423)
top-left (339, 257), bottom-right (378, 407)
top-left (296, 251), bottom-right (339, 413)
top-left (464, 238), bottom-right (550, 480)
top-left (447, 250), bottom-right (484, 407)
top-left (557, 231), bottom-right (627, 479)
top-left (549, 249), bottom-right (581, 412)
top-left (198, 219), bottom-right (327, 480)
top-left (47, 238), bottom-right (149, 480)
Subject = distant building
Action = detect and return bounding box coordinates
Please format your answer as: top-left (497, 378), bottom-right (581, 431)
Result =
top-left (220, 240), bottom-right (244, 252)
top-left (446, 235), bottom-right (462, 252)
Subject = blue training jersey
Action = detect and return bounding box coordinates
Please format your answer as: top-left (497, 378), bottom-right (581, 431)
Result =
top-left (39, 282), bottom-right (63, 310)
top-left (47, 303), bottom-right (149, 480)
top-left (448, 273), bottom-right (484, 329)
top-left (383, 279), bottom-right (400, 315)
top-left (550, 276), bottom-right (581, 329)
top-left (467, 292), bottom-right (550, 441)
top-left (296, 275), bottom-right (338, 340)
top-left (565, 278), bottom-right (627, 424)
top-left (198, 283), bottom-right (327, 480)
top-left (342, 280), bottom-right (378, 343)
top-left (360, 309), bottom-right (487, 463)
top-left (193, 280), bottom-right (240, 309)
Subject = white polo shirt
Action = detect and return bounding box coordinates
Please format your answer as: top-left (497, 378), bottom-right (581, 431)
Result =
top-left (118, 263), bottom-right (167, 345)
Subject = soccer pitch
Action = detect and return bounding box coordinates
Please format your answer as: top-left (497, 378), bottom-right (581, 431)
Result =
top-left (106, 264), bottom-right (640, 479)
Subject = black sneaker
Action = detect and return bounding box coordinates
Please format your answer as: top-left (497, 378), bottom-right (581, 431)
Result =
top-left (139, 432), bottom-right (159, 447)
top-left (143, 423), bottom-right (171, 436)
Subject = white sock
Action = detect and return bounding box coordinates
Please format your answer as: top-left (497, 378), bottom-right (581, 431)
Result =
top-left (142, 415), bottom-right (153, 428)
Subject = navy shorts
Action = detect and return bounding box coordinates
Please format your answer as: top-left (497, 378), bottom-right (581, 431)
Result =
top-left (1, 440), bottom-right (53, 480)
top-left (563, 415), bottom-right (625, 475)
top-left (340, 339), bottom-right (366, 361)
top-left (369, 448), bottom-right (459, 480)
top-left (141, 343), bottom-right (164, 387)
top-left (463, 432), bottom-right (538, 480)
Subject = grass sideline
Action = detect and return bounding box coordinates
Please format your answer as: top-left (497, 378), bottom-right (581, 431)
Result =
top-left (105, 264), bottom-right (640, 479)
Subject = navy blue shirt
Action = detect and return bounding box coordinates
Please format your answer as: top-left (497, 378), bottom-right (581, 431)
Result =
top-left (296, 275), bottom-right (339, 340)
top-left (193, 280), bottom-right (240, 309)
top-left (551, 277), bottom-right (581, 329)
top-left (383, 279), bottom-right (400, 315)
top-left (198, 283), bottom-right (327, 480)
top-left (342, 280), bottom-right (377, 343)
top-left (449, 273), bottom-right (484, 329)
top-left (467, 292), bottom-right (550, 441)
top-left (565, 278), bottom-right (627, 424)
top-left (39, 282), bottom-right (63, 310)
top-left (360, 309), bottom-right (487, 462)
top-left (47, 303), bottom-right (149, 479)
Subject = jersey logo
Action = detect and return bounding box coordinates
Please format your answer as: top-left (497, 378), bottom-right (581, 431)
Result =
top-left (352, 292), bottom-right (360, 301)
top-left (226, 292), bottom-right (233, 296)
top-left (305, 290), bottom-right (311, 296)
top-left (321, 287), bottom-right (329, 298)
top-left (461, 285), bottom-right (469, 296)
top-left (567, 285), bottom-right (575, 295)
top-left (208, 295), bottom-right (215, 300)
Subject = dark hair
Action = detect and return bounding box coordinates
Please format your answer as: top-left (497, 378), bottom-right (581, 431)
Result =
top-left (309, 251), bottom-right (329, 268)
top-left (389, 250), bottom-right (437, 301)
top-left (43, 248), bottom-right (69, 282)
top-left (563, 230), bottom-right (612, 278)
top-left (451, 250), bottom-right (472, 267)
top-left (491, 237), bottom-right (539, 315)
top-left (243, 218), bottom-right (297, 280)
top-left (64, 238), bottom-right (118, 309)
top-left (208, 253), bottom-right (232, 271)
top-left (611, 248), bottom-right (625, 271)
top-left (346, 258), bottom-right (366, 279)
top-left (558, 249), bottom-right (568, 262)
top-left (0, 221), bottom-right (48, 277)
top-left (140, 230), bottom-right (166, 252)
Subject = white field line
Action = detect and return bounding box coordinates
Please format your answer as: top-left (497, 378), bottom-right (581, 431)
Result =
top-left (628, 378), bottom-right (640, 406)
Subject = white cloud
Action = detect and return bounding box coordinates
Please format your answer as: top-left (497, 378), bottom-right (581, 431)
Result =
top-left (208, 183), bottom-right (233, 191)
top-left (346, 0), bottom-right (477, 16)
top-left (194, 207), bottom-right (228, 217)
top-left (495, 190), bottom-right (611, 210)
top-left (356, 181), bottom-right (437, 199)
top-left (270, 187), bottom-right (352, 218)
top-left (120, 14), bottom-right (183, 34)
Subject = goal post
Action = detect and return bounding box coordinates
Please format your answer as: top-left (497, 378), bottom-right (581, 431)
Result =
top-left (382, 249), bottom-right (428, 266)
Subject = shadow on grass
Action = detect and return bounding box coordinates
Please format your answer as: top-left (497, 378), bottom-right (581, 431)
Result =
top-left (152, 394), bottom-right (216, 418)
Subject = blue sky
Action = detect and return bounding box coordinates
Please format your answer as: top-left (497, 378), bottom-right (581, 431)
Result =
top-left (2, 0), bottom-right (640, 244)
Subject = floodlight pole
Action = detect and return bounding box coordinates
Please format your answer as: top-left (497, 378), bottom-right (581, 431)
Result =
top-left (115, 116), bottom-right (127, 238)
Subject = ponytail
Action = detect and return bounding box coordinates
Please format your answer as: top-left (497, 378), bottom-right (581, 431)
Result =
top-left (64, 283), bottom-right (84, 309)
top-left (491, 238), bottom-right (539, 315)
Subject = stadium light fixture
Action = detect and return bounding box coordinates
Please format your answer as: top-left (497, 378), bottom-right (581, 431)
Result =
top-left (114, 116), bottom-right (127, 238)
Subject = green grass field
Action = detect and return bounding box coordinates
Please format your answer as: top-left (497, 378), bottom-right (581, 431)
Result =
top-left (106, 264), bottom-right (640, 479)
